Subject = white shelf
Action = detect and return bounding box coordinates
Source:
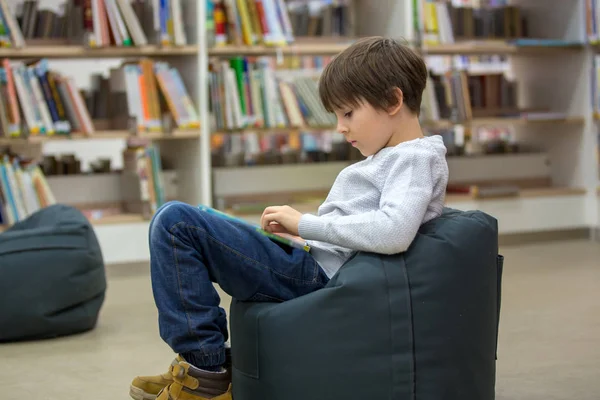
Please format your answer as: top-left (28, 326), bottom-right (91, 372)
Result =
top-left (208, 41), bottom-right (352, 57)
top-left (0, 45), bottom-right (198, 58)
top-left (421, 42), bottom-right (585, 55)
top-left (446, 189), bottom-right (589, 234)
top-left (228, 188), bottom-right (589, 235)
top-left (93, 221), bottom-right (151, 264)
top-left (0, 130), bottom-right (200, 145)
top-left (5, 0), bottom-right (598, 265)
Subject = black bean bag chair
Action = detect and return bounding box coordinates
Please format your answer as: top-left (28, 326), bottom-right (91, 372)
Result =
top-left (0, 204), bottom-right (106, 342)
top-left (229, 207), bottom-right (503, 400)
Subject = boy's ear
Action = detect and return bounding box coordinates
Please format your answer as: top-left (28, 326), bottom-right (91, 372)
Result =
top-left (387, 87), bottom-right (404, 116)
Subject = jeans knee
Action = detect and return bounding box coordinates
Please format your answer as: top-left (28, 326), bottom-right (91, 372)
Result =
top-left (149, 201), bottom-right (190, 241)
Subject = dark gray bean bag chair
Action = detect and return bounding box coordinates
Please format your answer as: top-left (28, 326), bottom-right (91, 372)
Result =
top-left (230, 207), bottom-right (503, 400)
top-left (0, 204), bottom-right (106, 342)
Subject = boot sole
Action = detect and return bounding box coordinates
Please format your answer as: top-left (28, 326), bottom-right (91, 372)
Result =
top-left (129, 385), bottom-right (158, 400)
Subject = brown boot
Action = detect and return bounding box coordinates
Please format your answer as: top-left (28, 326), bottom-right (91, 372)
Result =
top-left (130, 356), bottom-right (185, 400)
top-left (155, 360), bottom-right (232, 400)
top-left (130, 349), bottom-right (231, 400)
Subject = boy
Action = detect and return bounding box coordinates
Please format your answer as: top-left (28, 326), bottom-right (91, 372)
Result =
top-left (129, 36), bottom-right (449, 400)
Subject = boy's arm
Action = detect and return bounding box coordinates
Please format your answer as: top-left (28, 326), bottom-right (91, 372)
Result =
top-left (298, 152), bottom-right (443, 254)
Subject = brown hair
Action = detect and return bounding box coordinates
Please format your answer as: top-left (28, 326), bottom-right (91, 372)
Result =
top-left (318, 36), bottom-right (427, 115)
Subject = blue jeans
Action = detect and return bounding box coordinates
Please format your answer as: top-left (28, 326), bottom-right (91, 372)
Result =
top-left (149, 201), bottom-right (330, 368)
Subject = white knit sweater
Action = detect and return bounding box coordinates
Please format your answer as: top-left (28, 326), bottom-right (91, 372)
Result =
top-left (298, 135), bottom-right (449, 278)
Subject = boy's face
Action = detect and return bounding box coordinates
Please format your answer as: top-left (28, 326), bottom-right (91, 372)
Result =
top-left (333, 101), bottom-right (396, 157)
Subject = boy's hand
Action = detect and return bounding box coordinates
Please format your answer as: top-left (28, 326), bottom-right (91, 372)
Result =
top-left (261, 205), bottom-right (302, 236)
top-left (265, 221), bottom-right (305, 243)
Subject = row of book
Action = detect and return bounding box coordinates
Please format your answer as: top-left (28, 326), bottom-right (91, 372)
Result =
top-left (1, 0), bottom-right (190, 48)
top-left (208, 55), bottom-right (335, 131)
top-left (416, 0), bottom-right (526, 45)
top-left (0, 154), bottom-right (56, 225)
top-left (0, 57), bottom-right (199, 138)
top-left (207, 0), bottom-right (295, 48)
top-left (17, 0), bottom-right (69, 42)
top-left (121, 139), bottom-right (165, 218)
top-left (0, 58), bottom-right (93, 136)
top-left (209, 124), bottom-right (529, 168)
top-left (206, 0), bottom-right (355, 48)
top-left (434, 124), bottom-right (521, 156)
top-left (421, 69), bottom-right (518, 122)
top-left (426, 54), bottom-right (510, 76)
top-left (82, 0), bottom-right (189, 47)
top-left (420, 54), bottom-right (573, 123)
top-left (285, 0), bottom-right (354, 39)
top-left (208, 51), bottom-right (564, 133)
top-left (211, 130), bottom-right (362, 167)
top-left (104, 58), bottom-right (200, 132)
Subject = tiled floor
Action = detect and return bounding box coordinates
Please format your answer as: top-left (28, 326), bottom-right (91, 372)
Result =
top-left (1, 240), bottom-right (599, 400)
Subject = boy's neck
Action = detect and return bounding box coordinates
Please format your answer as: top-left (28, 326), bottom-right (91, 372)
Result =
top-left (385, 114), bottom-right (424, 148)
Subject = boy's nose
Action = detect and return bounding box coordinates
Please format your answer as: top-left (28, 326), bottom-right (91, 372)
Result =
top-left (336, 122), bottom-right (348, 135)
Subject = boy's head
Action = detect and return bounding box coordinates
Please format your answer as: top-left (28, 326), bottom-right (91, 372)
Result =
top-left (319, 36), bottom-right (428, 156)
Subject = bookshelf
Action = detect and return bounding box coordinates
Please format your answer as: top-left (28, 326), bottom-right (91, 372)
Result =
top-left (1, 0), bottom-right (600, 265)
top-left (412, 0), bottom-right (598, 238)
top-left (0, 0), bottom-right (206, 264)
top-left (201, 0), bottom-right (600, 244)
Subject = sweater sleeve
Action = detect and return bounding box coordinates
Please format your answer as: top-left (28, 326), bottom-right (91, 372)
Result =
top-left (298, 149), bottom-right (440, 254)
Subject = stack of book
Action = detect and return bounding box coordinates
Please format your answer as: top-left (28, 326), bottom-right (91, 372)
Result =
top-left (8, 0), bottom-right (190, 48)
top-left (209, 55), bottom-right (335, 131)
top-left (285, 0), bottom-right (355, 38)
top-left (107, 58), bottom-right (200, 132)
top-left (421, 68), bottom-right (518, 122)
top-left (207, 0), bottom-right (294, 47)
top-left (211, 130), bottom-right (363, 167)
top-left (120, 138), bottom-right (164, 218)
top-left (0, 57), bottom-right (200, 138)
top-left (432, 125), bottom-right (521, 157)
top-left (0, 154), bottom-right (55, 225)
top-left (0, 58), bottom-right (93, 137)
top-left (416, 0), bottom-right (526, 45)
top-left (206, 0), bottom-right (356, 48)
top-left (420, 54), bottom-right (570, 124)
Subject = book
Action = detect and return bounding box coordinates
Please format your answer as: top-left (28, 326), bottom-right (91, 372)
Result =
top-left (197, 204), bottom-right (311, 252)
top-left (0, 155), bottom-right (56, 225)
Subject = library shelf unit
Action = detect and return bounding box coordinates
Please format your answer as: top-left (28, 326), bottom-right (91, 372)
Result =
top-left (0, 0), bottom-right (206, 264)
top-left (210, 152), bottom-right (590, 234)
top-left (202, 0), bottom-right (600, 246)
top-left (2, 0), bottom-right (599, 265)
